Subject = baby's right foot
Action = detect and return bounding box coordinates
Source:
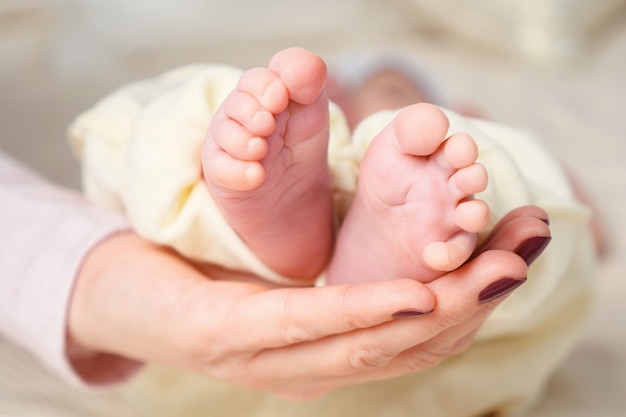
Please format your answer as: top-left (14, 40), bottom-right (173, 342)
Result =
top-left (202, 48), bottom-right (334, 281)
top-left (327, 103), bottom-right (490, 285)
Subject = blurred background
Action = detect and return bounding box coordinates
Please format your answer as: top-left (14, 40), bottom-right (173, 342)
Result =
top-left (1, 0), bottom-right (625, 415)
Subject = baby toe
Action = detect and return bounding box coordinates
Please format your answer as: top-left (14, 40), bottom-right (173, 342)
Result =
top-left (450, 163), bottom-right (488, 197)
top-left (224, 90), bottom-right (276, 137)
top-left (237, 67), bottom-right (289, 114)
top-left (455, 200), bottom-right (490, 233)
top-left (442, 133), bottom-right (478, 169)
top-left (203, 149), bottom-right (266, 192)
top-left (393, 103), bottom-right (450, 157)
top-left (211, 118), bottom-right (268, 162)
top-left (268, 47), bottom-right (327, 105)
top-left (423, 233), bottom-right (477, 273)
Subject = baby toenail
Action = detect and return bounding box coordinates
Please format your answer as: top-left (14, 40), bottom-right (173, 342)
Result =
top-left (244, 165), bottom-right (261, 184)
top-left (247, 137), bottom-right (263, 152)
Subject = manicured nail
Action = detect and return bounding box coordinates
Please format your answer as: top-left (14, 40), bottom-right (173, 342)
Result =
top-left (514, 236), bottom-right (551, 266)
top-left (392, 309), bottom-right (433, 319)
top-left (478, 277), bottom-right (527, 304)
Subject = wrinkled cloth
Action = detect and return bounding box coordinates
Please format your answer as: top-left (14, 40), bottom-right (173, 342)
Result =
top-left (68, 65), bottom-right (596, 417)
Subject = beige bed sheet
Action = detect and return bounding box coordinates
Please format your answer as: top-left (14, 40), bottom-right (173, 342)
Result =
top-left (1, 1), bottom-right (624, 415)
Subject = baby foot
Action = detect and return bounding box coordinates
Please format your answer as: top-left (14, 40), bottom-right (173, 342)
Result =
top-left (327, 103), bottom-right (489, 285)
top-left (202, 48), bottom-right (334, 281)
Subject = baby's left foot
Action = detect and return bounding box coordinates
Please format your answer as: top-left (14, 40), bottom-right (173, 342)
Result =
top-left (327, 103), bottom-right (490, 285)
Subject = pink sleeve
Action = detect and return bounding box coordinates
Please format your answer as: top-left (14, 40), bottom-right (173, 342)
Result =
top-left (0, 151), bottom-right (142, 387)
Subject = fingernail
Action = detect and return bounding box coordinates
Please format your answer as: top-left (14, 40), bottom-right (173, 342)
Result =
top-left (392, 309), bottom-right (434, 319)
top-left (478, 277), bottom-right (527, 304)
top-left (514, 236), bottom-right (551, 266)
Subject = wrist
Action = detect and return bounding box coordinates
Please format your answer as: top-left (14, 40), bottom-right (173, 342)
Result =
top-left (67, 230), bottom-right (218, 369)
top-left (67, 231), bottom-right (147, 357)
top-left (66, 231), bottom-right (150, 384)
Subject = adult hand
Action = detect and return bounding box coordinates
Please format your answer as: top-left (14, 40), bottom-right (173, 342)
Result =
top-left (67, 206), bottom-right (550, 400)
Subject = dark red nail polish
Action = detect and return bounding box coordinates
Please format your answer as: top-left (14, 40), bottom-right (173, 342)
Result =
top-left (515, 236), bottom-right (551, 266)
top-left (392, 309), bottom-right (433, 319)
top-left (478, 277), bottom-right (527, 304)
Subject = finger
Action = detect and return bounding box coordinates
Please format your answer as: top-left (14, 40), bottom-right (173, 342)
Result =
top-left (476, 205), bottom-right (549, 254)
top-left (476, 216), bottom-right (551, 266)
top-left (219, 278), bottom-right (436, 352)
top-left (381, 210), bottom-right (553, 380)
top-left (244, 250), bottom-right (526, 386)
top-left (368, 250), bottom-right (527, 378)
top-left (494, 205), bottom-right (549, 233)
top-left (385, 214), bottom-right (552, 377)
top-left (276, 211), bottom-right (549, 391)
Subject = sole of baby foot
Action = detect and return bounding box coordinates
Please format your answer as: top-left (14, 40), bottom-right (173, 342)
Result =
top-left (327, 103), bottom-right (489, 285)
top-left (202, 48), bottom-right (334, 281)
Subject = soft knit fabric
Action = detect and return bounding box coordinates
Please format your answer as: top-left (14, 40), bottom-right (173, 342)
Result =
top-left (0, 150), bottom-right (138, 387)
top-left (66, 65), bottom-right (596, 417)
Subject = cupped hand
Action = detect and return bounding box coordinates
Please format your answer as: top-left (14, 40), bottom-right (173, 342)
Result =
top-left (68, 206), bottom-right (550, 399)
